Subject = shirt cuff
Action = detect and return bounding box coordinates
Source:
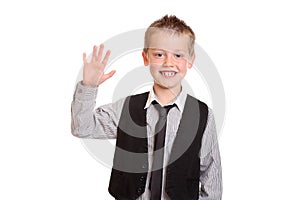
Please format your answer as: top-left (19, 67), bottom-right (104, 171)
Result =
top-left (74, 81), bottom-right (98, 101)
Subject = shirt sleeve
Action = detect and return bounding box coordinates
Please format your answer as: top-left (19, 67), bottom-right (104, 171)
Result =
top-left (199, 108), bottom-right (223, 200)
top-left (71, 81), bottom-right (125, 139)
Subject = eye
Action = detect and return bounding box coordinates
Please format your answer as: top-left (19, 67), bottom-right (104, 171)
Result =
top-left (154, 52), bottom-right (165, 58)
top-left (174, 54), bottom-right (183, 59)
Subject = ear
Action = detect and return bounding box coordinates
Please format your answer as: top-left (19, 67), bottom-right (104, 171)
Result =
top-left (142, 51), bottom-right (149, 66)
top-left (187, 53), bottom-right (195, 69)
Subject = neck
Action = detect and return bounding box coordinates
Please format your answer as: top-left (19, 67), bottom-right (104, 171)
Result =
top-left (153, 84), bottom-right (181, 106)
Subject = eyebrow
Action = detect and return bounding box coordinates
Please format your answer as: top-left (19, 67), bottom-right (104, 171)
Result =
top-left (149, 48), bottom-right (163, 51)
top-left (150, 48), bottom-right (186, 54)
top-left (173, 49), bottom-right (187, 53)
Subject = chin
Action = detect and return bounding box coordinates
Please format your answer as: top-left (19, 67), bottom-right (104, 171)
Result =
top-left (156, 82), bottom-right (179, 91)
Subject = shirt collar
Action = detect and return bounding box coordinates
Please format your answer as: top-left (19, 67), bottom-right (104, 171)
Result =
top-left (144, 87), bottom-right (187, 113)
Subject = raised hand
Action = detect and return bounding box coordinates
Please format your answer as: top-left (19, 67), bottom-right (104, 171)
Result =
top-left (82, 44), bottom-right (116, 87)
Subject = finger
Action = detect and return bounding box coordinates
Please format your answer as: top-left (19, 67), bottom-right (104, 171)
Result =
top-left (83, 52), bottom-right (87, 63)
top-left (101, 50), bottom-right (111, 66)
top-left (97, 44), bottom-right (104, 61)
top-left (99, 70), bottom-right (116, 84)
top-left (92, 45), bottom-right (97, 62)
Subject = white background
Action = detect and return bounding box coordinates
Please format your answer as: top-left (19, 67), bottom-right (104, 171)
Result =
top-left (0, 0), bottom-right (299, 199)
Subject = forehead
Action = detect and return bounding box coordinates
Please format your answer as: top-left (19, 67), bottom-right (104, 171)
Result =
top-left (147, 30), bottom-right (190, 53)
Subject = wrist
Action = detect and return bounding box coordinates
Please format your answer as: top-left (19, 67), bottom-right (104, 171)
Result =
top-left (75, 81), bottom-right (98, 101)
top-left (82, 80), bottom-right (98, 88)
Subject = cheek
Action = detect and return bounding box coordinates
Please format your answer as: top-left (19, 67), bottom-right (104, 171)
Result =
top-left (149, 64), bottom-right (161, 72)
top-left (149, 65), bottom-right (158, 77)
top-left (178, 64), bottom-right (188, 74)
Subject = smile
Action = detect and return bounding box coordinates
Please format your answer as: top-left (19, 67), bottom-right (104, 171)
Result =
top-left (160, 71), bottom-right (177, 78)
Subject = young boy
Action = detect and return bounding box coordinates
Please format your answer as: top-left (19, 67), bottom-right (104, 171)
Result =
top-left (71, 15), bottom-right (222, 200)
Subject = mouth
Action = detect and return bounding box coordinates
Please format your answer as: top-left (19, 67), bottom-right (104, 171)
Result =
top-left (160, 71), bottom-right (177, 78)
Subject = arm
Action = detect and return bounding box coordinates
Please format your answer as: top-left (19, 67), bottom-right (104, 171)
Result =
top-left (71, 44), bottom-right (120, 139)
top-left (199, 108), bottom-right (223, 200)
top-left (71, 81), bottom-right (124, 139)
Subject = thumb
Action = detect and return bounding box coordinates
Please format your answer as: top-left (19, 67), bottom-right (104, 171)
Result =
top-left (99, 70), bottom-right (116, 85)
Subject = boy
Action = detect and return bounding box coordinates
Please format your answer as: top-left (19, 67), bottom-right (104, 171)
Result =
top-left (71, 15), bottom-right (222, 200)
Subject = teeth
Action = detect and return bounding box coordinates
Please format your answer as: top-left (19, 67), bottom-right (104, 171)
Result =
top-left (162, 72), bottom-right (176, 77)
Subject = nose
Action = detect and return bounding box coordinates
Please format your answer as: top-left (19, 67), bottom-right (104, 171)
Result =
top-left (163, 53), bottom-right (174, 67)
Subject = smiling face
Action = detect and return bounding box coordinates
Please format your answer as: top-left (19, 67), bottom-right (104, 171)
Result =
top-left (142, 30), bottom-right (195, 94)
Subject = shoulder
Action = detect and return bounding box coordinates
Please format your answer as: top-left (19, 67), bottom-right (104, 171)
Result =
top-left (186, 94), bottom-right (209, 109)
top-left (121, 92), bottom-right (150, 111)
top-left (125, 91), bottom-right (149, 104)
top-left (127, 91), bottom-right (149, 99)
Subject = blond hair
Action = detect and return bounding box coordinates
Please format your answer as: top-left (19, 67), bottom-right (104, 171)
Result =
top-left (144, 15), bottom-right (195, 56)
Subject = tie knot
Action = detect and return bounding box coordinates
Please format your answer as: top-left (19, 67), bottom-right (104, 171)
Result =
top-left (153, 101), bottom-right (175, 118)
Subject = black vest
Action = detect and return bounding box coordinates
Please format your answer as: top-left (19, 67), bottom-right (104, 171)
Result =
top-left (108, 92), bottom-right (208, 200)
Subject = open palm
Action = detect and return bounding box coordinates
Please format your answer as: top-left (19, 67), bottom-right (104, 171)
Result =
top-left (82, 44), bottom-right (116, 87)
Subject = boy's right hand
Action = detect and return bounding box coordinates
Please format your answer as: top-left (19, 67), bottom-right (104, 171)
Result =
top-left (82, 44), bottom-right (116, 87)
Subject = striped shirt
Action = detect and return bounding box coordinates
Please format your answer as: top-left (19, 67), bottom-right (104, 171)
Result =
top-left (71, 81), bottom-right (222, 200)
